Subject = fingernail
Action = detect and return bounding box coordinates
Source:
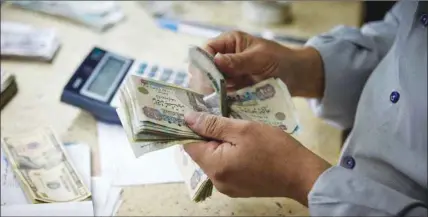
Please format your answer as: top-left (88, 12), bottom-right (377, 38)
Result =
top-left (215, 54), bottom-right (232, 68)
top-left (184, 111), bottom-right (201, 126)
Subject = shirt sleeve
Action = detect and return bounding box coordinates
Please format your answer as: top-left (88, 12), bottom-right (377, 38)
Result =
top-left (308, 166), bottom-right (428, 216)
top-left (304, 2), bottom-right (402, 129)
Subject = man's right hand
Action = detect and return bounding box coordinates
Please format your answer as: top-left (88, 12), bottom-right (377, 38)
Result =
top-left (189, 31), bottom-right (325, 98)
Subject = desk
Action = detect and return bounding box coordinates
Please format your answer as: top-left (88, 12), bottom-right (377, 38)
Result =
top-left (0, 1), bottom-right (361, 216)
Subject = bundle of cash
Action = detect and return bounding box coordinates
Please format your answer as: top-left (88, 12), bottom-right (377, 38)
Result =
top-left (117, 46), bottom-right (299, 202)
top-left (1, 21), bottom-right (60, 61)
top-left (0, 127), bottom-right (92, 203)
top-left (174, 145), bottom-right (213, 202)
top-left (10, 1), bottom-right (125, 32)
top-left (1, 69), bottom-right (18, 110)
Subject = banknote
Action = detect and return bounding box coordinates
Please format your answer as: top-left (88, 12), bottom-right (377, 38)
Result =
top-left (118, 74), bottom-right (299, 155)
top-left (116, 100), bottom-right (201, 158)
top-left (1, 127), bottom-right (92, 203)
top-left (119, 75), bottom-right (220, 141)
top-left (1, 70), bottom-right (14, 94)
top-left (117, 46), bottom-right (300, 202)
top-left (228, 77), bottom-right (299, 134)
top-left (174, 145), bottom-right (212, 202)
top-left (188, 46), bottom-right (228, 117)
top-left (0, 21), bottom-right (60, 61)
top-left (118, 76), bottom-right (300, 202)
top-left (10, 1), bottom-right (125, 32)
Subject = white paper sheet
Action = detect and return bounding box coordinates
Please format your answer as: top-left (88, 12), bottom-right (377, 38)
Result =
top-left (1, 149), bottom-right (27, 205)
top-left (97, 122), bottom-right (183, 186)
top-left (112, 199), bottom-right (123, 216)
top-left (0, 201), bottom-right (94, 216)
top-left (101, 184), bottom-right (123, 216)
top-left (91, 177), bottom-right (109, 215)
top-left (1, 143), bottom-right (94, 216)
top-left (65, 143), bottom-right (92, 192)
top-left (91, 176), bottom-right (123, 216)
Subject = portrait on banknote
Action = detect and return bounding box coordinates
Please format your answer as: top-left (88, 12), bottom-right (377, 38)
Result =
top-left (174, 90), bottom-right (212, 112)
top-left (7, 141), bottom-right (64, 171)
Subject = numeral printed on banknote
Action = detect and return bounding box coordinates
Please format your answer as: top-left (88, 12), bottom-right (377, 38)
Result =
top-left (116, 46), bottom-right (300, 202)
top-left (1, 127), bottom-right (91, 203)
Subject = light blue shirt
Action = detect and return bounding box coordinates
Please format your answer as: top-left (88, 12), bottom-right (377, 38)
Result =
top-left (305, 1), bottom-right (427, 216)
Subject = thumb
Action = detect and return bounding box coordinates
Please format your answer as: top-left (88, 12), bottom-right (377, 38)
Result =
top-left (214, 51), bottom-right (255, 77)
top-left (184, 111), bottom-right (241, 141)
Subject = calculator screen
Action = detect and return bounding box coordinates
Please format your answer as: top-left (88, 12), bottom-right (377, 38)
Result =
top-left (86, 56), bottom-right (125, 97)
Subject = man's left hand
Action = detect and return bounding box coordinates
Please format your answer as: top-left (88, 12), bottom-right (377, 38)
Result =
top-left (183, 111), bottom-right (331, 206)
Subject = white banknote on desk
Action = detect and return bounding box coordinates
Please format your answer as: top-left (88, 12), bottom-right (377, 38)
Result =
top-left (0, 21), bottom-right (60, 61)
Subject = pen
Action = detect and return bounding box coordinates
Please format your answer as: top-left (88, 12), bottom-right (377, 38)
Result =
top-left (155, 17), bottom-right (308, 45)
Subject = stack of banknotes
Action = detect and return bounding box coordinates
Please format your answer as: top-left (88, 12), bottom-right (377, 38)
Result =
top-left (9, 1), bottom-right (125, 32)
top-left (117, 46), bottom-right (300, 202)
top-left (1, 21), bottom-right (60, 61)
top-left (0, 127), bottom-right (92, 204)
top-left (1, 69), bottom-right (18, 110)
top-left (174, 145), bottom-right (214, 202)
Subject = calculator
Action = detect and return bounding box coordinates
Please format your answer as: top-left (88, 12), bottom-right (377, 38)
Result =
top-left (60, 47), bottom-right (189, 124)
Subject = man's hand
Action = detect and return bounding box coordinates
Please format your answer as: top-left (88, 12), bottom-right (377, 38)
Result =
top-left (189, 31), bottom-right (325, 98)
top-left (183, 111), bottom-right (331, 206)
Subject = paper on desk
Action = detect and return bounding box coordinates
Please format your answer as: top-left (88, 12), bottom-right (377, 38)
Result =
top-left (91, 176), bottom-right (123, 216)
top-left (66, 143), bottom-right (92, 191)
top-left (0, 201), bottom-right (94, 217)
top-left (10, 1), bottom-right (125, 32)
top-left (1, 143), bottom-right (94, 216)
top-left (1, 21), bottom-right (60, 61)
top-left (1, 148), bottom-right (27, 205)
top-left (97, 122), bottom-right (183, 186)
top-left (102, 186), bottom-right (123, 216)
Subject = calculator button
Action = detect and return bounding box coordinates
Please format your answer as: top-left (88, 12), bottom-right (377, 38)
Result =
top-left (72, 78), bottom-right (83, 89)
top-left (90, 49), bottom-right (103, 61)
top-left (174, 80), bottom-right (184, 85)
top-left (148, 65), bottom-right (158, 78)
top-left (173, 72), bottom-right (187, 85)
top-left (137, 63), bottom-right (148, 75)
top-left (83, 65), bottom-right (93, 75)
top-left (420, 13), bottom-right (428, 27)
top-left (160, 68), bottom-right (173, 81)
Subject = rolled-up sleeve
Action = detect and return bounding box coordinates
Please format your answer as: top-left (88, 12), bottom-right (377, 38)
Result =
top-left (304, 2), bottom-right (401, 129)
top-left (308, 166), bottom-right (428, 216)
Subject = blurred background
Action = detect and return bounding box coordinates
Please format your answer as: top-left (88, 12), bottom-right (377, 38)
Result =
top-left (1, 1), bottom-right (395, 216)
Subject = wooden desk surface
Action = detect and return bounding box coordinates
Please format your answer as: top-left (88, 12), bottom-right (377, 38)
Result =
top-left (1, 1), bottom-right (360, 216)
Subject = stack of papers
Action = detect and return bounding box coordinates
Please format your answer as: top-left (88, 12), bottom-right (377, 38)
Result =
top-left (1, 21), bottom-right (60, 61)
top-left (9, 1), bottom-right (125, 32)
